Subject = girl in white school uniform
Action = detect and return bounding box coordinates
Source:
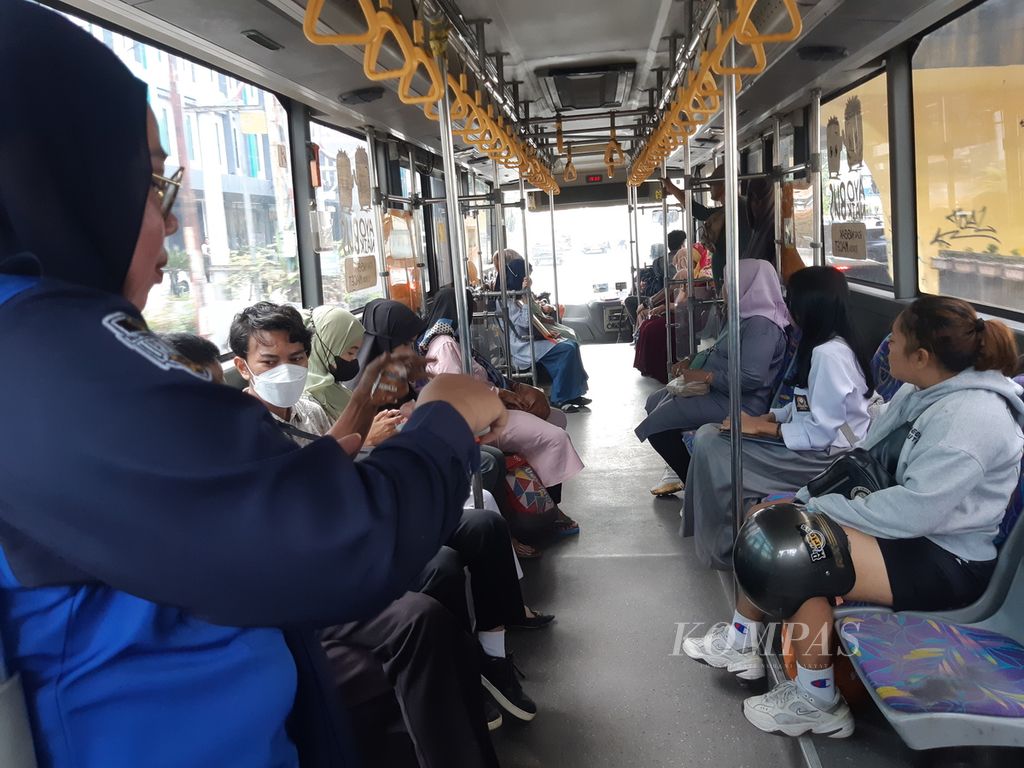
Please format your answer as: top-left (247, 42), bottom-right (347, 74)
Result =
top-left (686, 266), bottom-right (874, 570)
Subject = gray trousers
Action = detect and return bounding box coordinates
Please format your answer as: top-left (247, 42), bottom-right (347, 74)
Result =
top-left (684, 424), bottom-right (837, 570)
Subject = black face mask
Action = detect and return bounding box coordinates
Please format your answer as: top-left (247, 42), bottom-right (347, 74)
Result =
top-left (332, 356), bottom-right (360, 383)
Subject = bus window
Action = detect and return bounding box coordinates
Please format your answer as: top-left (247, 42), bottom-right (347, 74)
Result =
top-left (819, 73), bottom-right (894, 287)
top-left (914, 0), bottom-right (1024, 312)
top-left (58, 11), bottom-right (300, 350)
top-left (309, 122), bottom-right (383, 312)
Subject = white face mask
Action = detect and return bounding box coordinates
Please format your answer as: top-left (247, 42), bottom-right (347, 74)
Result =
top-left (246, 363), bottom-right (309, 408)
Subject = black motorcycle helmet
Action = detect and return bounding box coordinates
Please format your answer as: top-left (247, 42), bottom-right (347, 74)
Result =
top-left (733, 503), bottom-right (857, 619)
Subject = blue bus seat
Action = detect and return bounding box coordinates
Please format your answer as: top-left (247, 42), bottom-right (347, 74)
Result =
top-left (837, 558), bottom-right (1024, 750)
top-left (871, 333), bottom-right (904, 403)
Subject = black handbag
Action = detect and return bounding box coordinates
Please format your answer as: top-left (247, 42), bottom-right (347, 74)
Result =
top-left (805, 421), bottom-right (913, 500)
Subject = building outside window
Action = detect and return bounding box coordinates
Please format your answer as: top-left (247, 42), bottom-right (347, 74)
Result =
top-left (62, 11), bottom-right (300, 350)
top-left (914, 0), bottom-right (1024, 312)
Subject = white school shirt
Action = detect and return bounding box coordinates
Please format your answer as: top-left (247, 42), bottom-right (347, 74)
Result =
top-left (770, 337), bottom-right (871, 454)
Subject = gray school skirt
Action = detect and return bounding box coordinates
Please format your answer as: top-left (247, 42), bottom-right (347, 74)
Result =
top-left (683, 424), bottom-right (838, 570)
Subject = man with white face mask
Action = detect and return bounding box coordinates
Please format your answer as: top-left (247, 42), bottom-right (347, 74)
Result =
top-left (230, 301), bottom-right (333, 444)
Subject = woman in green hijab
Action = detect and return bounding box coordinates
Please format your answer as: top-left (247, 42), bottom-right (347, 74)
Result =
top-left (304, 305), bottom-right (367, 421)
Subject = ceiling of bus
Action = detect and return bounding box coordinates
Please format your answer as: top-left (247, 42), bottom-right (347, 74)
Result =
top-left (96, 0), bottom-right (977, 182)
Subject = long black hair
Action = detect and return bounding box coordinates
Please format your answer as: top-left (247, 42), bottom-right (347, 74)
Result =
top-left (786, 267), bottom-right (873, 393)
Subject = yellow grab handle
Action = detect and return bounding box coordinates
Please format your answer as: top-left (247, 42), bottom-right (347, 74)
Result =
top-left (303, 0), bottom-right (377, 47)
top-left (398, 47), bottom-right (443, 105)
top-left (709, 22), bottom-right (767, 77)
top-left (563, 146), bottom-right (577, 182)
top-left (736, 0), bottom-right (803, 45)
top-left (363, 11), bottom-right (417, 82)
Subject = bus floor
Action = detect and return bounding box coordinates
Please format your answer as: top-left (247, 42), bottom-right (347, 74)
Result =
top-left (492, 342), bottom-right (917, 768)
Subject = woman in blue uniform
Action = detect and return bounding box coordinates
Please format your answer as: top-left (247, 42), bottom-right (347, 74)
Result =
top-left (0, 4), bottom-right (506, 766)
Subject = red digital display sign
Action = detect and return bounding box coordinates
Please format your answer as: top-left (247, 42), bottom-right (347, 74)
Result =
top-left (586, 174), bottom-right (603, 183)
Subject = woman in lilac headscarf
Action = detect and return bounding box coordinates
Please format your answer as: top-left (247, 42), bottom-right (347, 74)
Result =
top-left (636, 260), bottom-right (791, 497)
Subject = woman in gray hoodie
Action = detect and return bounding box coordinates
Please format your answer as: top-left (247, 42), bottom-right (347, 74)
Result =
top-left (683, 296), bottom-right (1024, 741)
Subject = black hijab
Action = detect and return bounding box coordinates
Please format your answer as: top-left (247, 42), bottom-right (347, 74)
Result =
top-left (423, 287), bottom-right (474, 336)
top-left (0, 1), bottom-right (151, 293)
top-left (351, 299), bottom-right (427, 386)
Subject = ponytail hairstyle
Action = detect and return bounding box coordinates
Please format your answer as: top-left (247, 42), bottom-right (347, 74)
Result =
top-left (897, 296), bottom-right (1018, 376)
top-left (785, 266), bottom-right (873, 394)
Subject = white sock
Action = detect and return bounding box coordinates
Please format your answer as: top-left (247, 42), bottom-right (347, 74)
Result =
top-left (796, 662), bottom-right (838, 706)
top-left (478, 629), bottom-right (506, 659)
top-left (725, 611), bottom-right (761, 652)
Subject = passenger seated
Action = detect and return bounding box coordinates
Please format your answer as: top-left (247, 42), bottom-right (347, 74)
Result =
top-left (622, 244), bottom-right (666, 334)
top-left (684, 296), bottom-right (1024, 739)
top-left (302, 305), bottom-right (410, 447)
top-left (498, 254), bottom-right (591, 410)
top-left (230, 301), bottom-right (542, 727)
top-left (160, 332), bottom-right (224, 384)
top-left (686, 266), bottom-right (872, 570)
top-left (633, 229), bottom-right (715, 383)
top-left (420, 288), bottom-right (583, 537)
top-left (636, 259), bottom-right (789, 497)
top-left (303, 304), bottom-right (364, 420)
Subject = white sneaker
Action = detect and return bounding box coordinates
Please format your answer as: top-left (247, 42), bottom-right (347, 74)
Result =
top-left (681, 623), bottom-right (765, 681)
top-left (651, 466), bottom-right (683, 497)
top-left (743, 680), bottom-right (854, 738)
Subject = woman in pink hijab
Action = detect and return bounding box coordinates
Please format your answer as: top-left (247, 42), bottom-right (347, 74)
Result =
top-left (635, 260), bottom-right (791, 497)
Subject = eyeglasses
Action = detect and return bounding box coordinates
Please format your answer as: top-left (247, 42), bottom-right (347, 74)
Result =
top-left (151, 167), bottom-right (184, 218)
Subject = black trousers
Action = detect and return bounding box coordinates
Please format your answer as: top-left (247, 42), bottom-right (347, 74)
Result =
top-left (321, 592), bottom-right (499, 768)
top-left (445, 508), bottom-right (526, 630)
top-left (647, 428), bottom-right (692, 482)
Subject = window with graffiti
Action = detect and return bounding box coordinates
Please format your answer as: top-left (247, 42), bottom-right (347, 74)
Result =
top-left (914, 0), bottom-right (1024, 311)
top-left (819, 74), bottom-right (894, 287)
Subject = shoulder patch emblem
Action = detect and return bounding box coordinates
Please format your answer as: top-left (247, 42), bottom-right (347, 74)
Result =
top-left (102, 312), bottom-right (211, 381)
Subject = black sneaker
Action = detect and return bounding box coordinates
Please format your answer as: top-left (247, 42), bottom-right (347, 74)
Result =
top-left (480, 653), bottom-right (537, 722)
top-left (483, 693), bottom-right (503, 731)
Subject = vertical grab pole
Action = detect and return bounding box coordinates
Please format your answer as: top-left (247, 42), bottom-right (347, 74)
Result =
top-left (519, 174), bottom-right (538, 386)
top-left (364, 129), bottom-right (392, 299)
top-left (661, 159), bottom-right (672, 380)
top-left (682, 140), bottom-right (696, 359)
top-left (809, 88), bottom-right (824, 267)
top-left (548, 191), bottom-right (561, 315)
top-left (627, 184), bottom-right (637, 297)
top-left (432, 29), bottom-right (483, 507)
top-left (408, 145), bottom-right (429, 316)
top-left (772, 116), bottom-right (784, 276)
top-left (492, 160), bottom-right (513, 379)
top-left (723, 2), bottom-right (745, 546)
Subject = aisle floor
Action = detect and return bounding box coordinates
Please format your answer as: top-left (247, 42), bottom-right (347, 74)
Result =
top-left (491, 343), bottom-right (800, 768)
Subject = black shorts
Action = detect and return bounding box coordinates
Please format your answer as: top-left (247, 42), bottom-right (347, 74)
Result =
top-left (877, 536), bottom-right (996, 612)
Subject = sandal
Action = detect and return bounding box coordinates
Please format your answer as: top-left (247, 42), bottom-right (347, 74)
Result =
top-left (512, 537), bottom-right (542, 559)
top-left (552, 512), bottom-right (580, 537)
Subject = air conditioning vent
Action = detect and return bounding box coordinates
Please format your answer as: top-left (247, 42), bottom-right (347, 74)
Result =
top-left (537, 64), bottom-right (635, 111)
